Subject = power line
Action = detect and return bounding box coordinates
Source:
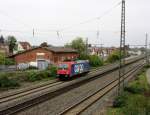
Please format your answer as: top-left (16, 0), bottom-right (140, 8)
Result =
top-left (0, 9), bottom-right (32, 29)
top-left (59, 1), bottom-right (121, 32)
top-left (0, 0), bottom-right (121, 38)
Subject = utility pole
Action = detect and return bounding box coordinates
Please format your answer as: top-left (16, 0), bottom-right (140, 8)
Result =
top-left (145, 33), bottom-right (149, 64)
top-left (118, 0), bottom-right (126, 95)
top-left (85, 38), bottom-right (88, 56)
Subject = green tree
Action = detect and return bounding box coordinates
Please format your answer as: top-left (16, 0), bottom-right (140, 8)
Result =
top-left (0, 52), bottom-right (15, 65)
top-left (89, 55), bottom-right (103, 67)
top-left (0, 52), bottom-right (5, 65)
top-left (0, 35), bottom-right (5, 43)
top-left (40, 42), bottom-right (48, 47)
top-left (106, 50), bottom-right (123, 63)
top-left (7, 36), bottom-right (17, 54)
top-left (65, 37), bottom-right (86, 55)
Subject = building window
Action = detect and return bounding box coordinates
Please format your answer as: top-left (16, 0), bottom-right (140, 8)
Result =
top-left (61, 56), bottom-right (64, 61)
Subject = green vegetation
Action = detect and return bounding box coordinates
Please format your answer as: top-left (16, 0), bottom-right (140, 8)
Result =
top-left (48, 66), bottom-right (57, 77)
top-left (89, 55), bottom-right (103, 67)
top-left (7, 36), bottom-right (17, 53)
top-left (65, 37), bottom-right (86, 55)
top-left (0, 67), bottom-right (57, 89)
top-left (0, 52), bottom-right (5, 65)
top-left (107, 71), bottom-right (150, 115)
top-left (0, 74), bottom-right (20, 88)
top-left (78, 54), bottom-right (104, 67)
top-left (106, 50), bottom-right (122, 63)
top-left (26, 70), bottom-right (51, 82)
top-left (0, 52), bottom-right (15, 65)
top-left (4, 58), bottom-right (15, 65)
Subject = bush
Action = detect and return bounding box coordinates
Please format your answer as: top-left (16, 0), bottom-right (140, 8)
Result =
top-left (26, 71), bottom-right (41, 82)
top-left (113, 92), bottom-right (128, 108)
top-left (5, 58), bottom-right (15, 65)
top-left (122, 95), bottom-right (149, 115)
top-left (124, 81), bottom-right (145, 94)
top-left (106, 50), bottom-right (125, 63)
top-left (0, 75), bottom-right (20, 88)
top-left (89, 55), bottom-right (103, 67)
top-left (144, 65), bottom-right (150, 69)
top-left (78, 54), bottom-right (90, 60)
top-left (48, 66), bottom-right (57, 77)
top-left (26, 70), bottom-right (51, 82)
top-left (0, 52), bottom-right (15, 65)
top-left (106, 52), bottom-right (120, 63)
top-left (0, 52), bottom-right (5, 65)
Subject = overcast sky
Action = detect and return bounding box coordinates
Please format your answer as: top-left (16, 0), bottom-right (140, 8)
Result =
top-left (0, 0), bottom-right (149, 47)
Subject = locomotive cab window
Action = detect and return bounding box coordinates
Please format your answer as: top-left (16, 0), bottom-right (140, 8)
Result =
top-left (58, 64), bottom-right (68, 70)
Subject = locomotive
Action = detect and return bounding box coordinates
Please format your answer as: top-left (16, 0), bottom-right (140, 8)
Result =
top-left (57, 60), bottom-right (90, 79)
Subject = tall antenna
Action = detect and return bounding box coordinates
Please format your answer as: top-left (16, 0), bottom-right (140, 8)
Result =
top-left (118, 0), bottom-right (126, 95)
top-left (145, 33), bottom-right (149, 64)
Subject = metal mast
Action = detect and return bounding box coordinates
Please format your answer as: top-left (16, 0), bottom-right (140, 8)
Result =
top-left (145, 33), bottom-right (149, 64)
top-left (118, 0), bottom-right (126, 94)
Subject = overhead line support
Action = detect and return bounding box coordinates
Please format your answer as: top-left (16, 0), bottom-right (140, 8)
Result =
top-left (118, 0), bottom-right (126, 95)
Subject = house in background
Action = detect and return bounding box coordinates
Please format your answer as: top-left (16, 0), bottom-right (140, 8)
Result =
top-left (9, 46), bottom-right (78, 70)
top-left (14, 42), bottom-right (32, 54)
top-left (0, 43), bottom-right (9, 56)
top-left (88, 47), bottom-right (119, 59)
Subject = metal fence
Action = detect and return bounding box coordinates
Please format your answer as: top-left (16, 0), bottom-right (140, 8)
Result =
top-left (0, 65), bottom-right (17, 72)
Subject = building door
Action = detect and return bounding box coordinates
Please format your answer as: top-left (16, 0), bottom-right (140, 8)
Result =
top-left (37, 60), bottom-right (48, 70)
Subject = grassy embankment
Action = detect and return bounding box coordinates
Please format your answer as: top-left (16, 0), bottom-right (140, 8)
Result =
top-left (0, 66), bottom-right (57, 89)
top-left (107, 67), bottom-right (150, 115)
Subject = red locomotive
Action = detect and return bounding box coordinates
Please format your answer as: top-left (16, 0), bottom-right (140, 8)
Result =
top-left (57, 60), bottom-right (90, 79)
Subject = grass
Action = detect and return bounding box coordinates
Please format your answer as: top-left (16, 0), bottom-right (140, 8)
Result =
top-left (107, 69), bottom-right (150, 115)
top-left (0, 68), bottom-right (57, 89)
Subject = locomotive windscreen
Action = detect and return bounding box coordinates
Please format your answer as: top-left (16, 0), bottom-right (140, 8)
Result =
top-left (58, 64), bottom-right (68, 70)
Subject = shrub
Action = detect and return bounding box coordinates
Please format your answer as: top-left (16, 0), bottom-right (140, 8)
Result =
top-left (0, 52), bottom-right (15, 65)
top-left (106, 50), bottom-right (125, 63)
top-left (144, 65), bottom-right (150, 69)
top-left (49, 66), bottom-right (57, 77)
top-left (5, 58), bottom-right (15, 65)
top-left (125, 73), bottom-right (150, 94)
top-left (113, 92), bottom-right (128, 108)
top-left (78, 54), bottom-right (90, 60)
top-left (124, 81), bottom-right (145, 94)
top-left (26, 71), bottom-right (42, 82)
top-left (89, 55), bottom-right (103, 67)
top-left (0, 75), bottom-right (20, 88)
top-left (26, 70), bottom-right (51, 82)
top-left (38, 71), bottom-right (50, 78)
top-left (107, 53), bottom-right (120, 63)
top-left (122, 95), bottom-right (148, 115)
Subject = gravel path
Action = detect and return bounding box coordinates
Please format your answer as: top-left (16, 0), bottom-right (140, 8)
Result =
top-left (146, 68), bottom-right (150, 85)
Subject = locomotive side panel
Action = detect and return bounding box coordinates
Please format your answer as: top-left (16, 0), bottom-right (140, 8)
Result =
top-left (70, 62), bottom-right (90, 77)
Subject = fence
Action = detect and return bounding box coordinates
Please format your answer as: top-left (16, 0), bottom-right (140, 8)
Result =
top-left (0, 65), bottom-right (16, 72)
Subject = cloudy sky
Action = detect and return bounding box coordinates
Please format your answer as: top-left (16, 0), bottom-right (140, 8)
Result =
top-left (0, 0), bottom-right (149, 47)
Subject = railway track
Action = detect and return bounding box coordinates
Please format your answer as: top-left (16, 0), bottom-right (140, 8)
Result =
top-left (0, 63), bottom-right (114, 105)
top-left (0, 60), bottom-right (116, 99)
top-left (0, 56), bottom-right (145, 115)
top-left (0, 55), bottom-right (143, 103)
top-left (59, 63), bottom-right (145, 115)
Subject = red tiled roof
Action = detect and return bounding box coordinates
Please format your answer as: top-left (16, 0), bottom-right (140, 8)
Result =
top-left (8, 46), bottom-right (78, 57)
top-left (19, 42), bottom-right (31, 50)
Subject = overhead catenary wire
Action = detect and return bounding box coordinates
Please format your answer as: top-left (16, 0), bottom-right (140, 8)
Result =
top-left (0, 0), bottom-right (121, 37)
top-left (0, 9), bottom-right (32, 29)
top-left (59, 0), bottom-right (121, 32)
